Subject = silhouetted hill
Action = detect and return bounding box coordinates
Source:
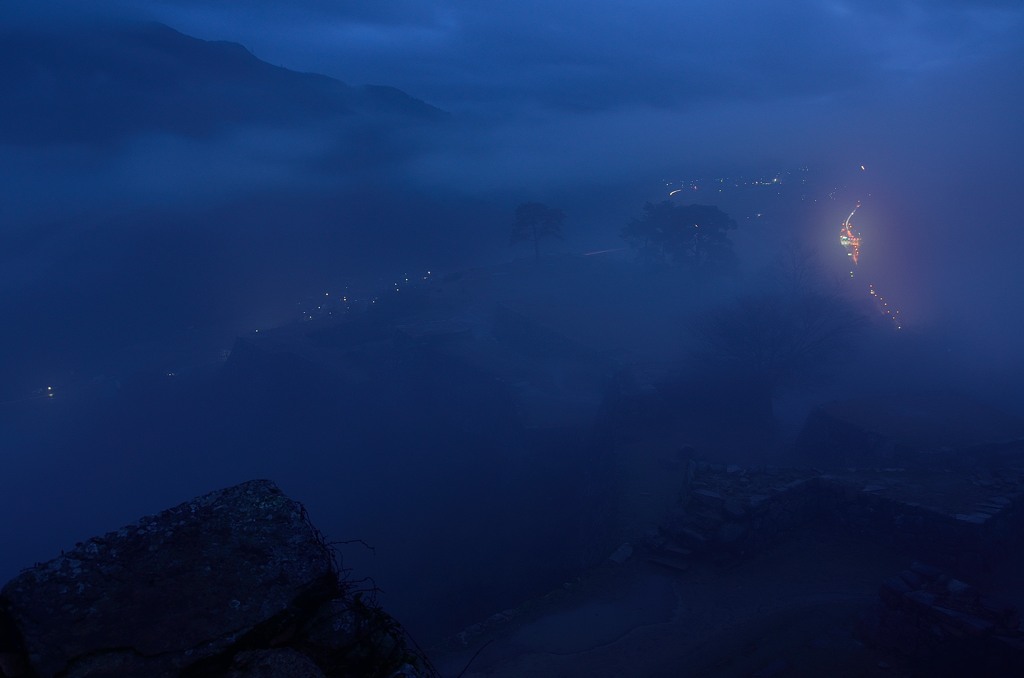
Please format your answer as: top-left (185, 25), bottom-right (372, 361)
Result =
top-left (0, 21), bottom-right (445, 145)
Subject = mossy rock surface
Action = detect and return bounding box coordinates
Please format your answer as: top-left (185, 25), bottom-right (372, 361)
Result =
top-left (1, 480), bottom-right (335, 677)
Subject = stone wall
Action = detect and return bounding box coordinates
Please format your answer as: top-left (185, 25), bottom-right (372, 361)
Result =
top-left (647, 464), bottom-right (1024, 578)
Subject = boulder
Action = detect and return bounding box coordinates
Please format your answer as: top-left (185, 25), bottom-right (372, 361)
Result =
top-left (1, 480), bottom-right (336, 677)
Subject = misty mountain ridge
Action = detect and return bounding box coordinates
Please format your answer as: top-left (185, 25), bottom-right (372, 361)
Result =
top-left (0, 18), bottom-right (464, 396)
top-left (0, 20), bottom-right (446, 146)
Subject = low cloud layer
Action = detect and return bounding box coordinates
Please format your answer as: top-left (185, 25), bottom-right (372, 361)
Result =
top-left (2, 0), bottom-right (1022, 385)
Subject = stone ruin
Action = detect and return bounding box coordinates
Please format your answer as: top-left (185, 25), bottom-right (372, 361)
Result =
top-left (862, 561), bottom-right (1024, 675)
top-left (646, 462), bottom-right (1024, 576)
top-left (638, 458), bottom-right (1024, 672)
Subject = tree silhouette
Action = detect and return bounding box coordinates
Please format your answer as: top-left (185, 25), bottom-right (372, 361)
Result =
top-left (511, 202), bottom-right (565, 261)
top-left (622, 201), bottom-right (736, 272)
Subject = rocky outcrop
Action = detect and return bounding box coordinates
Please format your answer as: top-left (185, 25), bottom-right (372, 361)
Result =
top-left (0, 480), bottom-right (433, 678)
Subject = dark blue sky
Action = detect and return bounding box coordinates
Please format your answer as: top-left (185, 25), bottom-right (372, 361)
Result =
top-left (109, 1), bottom-right (1024, 111)
top-left (114, 0), bottom-right (1024, 224)
top-left (8, 0), bottom-right (1022, 184)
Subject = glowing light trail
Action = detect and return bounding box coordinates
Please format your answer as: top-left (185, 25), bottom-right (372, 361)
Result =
top-left (869, 284), bottom-right (903, 330)
top-left (839, 201), bottom-right (862, 267)
top-left (833, 198), bottom-right (904, 331)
